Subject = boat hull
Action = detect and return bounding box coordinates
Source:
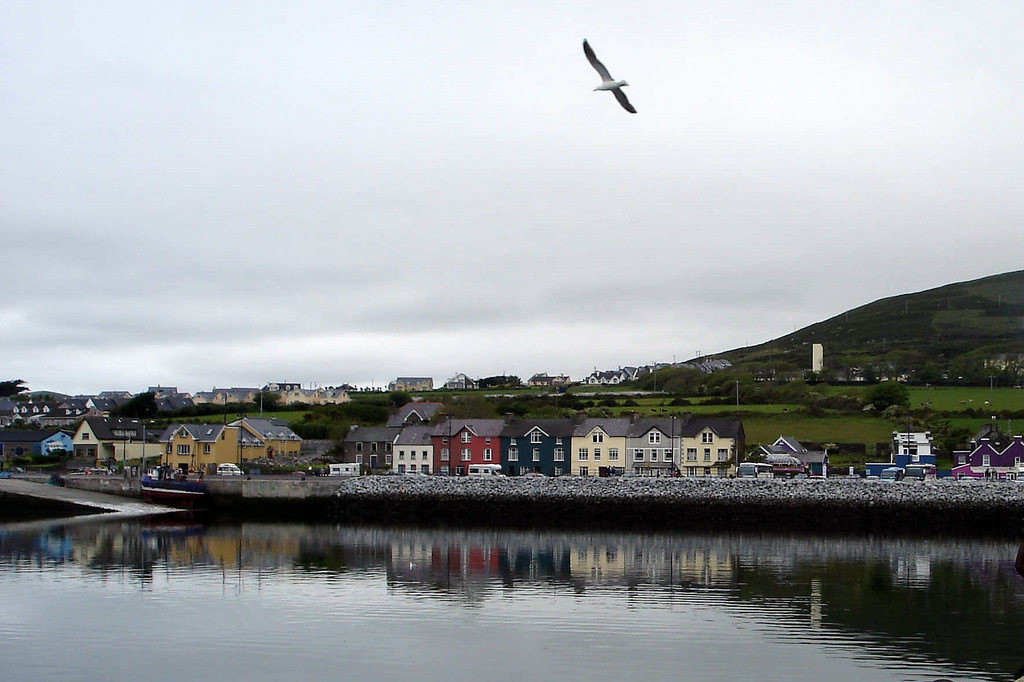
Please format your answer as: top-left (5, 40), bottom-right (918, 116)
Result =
top-left (141, 477), bottom-right (208, 509)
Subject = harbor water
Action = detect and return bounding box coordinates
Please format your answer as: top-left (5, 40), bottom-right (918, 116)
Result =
top-left (1, 517), bottom-right (1022, 681)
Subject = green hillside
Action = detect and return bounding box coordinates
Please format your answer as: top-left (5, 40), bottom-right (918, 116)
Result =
top-left (720, 270), bottom-right (1024, 384)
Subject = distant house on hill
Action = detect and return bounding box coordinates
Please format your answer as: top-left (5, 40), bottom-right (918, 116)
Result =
top-left (527, 373), bottom-right (571, 387)
top-left (388, 377), bottom-right (434, 392)
top-left (445, 373), bottom-right (478, 390)
top-left (585, 369), bottom-right (634, 385)
top-left (192, 388), bottom-right (260, 405)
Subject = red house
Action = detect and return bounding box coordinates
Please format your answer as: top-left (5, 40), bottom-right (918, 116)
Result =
top-left (432, 418), bottom-right (505, 476)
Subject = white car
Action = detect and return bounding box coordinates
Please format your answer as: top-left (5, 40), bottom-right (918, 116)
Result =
top-left (216, 463), bottom-right (244, 476)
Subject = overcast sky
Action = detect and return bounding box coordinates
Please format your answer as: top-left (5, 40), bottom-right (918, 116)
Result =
top-left (3, 1), bottom-right (1023, 396)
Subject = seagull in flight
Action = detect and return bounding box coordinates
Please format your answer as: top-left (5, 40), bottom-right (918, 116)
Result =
top-left (583, 39), bottom-right (636, 114)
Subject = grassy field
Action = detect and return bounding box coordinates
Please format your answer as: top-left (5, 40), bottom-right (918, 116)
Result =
top-left (740, 415), bottom-right (895, 448)
top-left (908, 386), bottom-right (1024, 411)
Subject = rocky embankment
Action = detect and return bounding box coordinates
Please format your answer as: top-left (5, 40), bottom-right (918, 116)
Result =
top-left (329, 476), bottom-right (1024, 535)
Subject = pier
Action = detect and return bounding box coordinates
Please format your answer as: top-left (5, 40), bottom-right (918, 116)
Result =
top-left (0, 477), bottom-right (180, 530)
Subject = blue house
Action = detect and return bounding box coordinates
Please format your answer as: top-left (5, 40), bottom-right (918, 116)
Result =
top-left (501, 418), bottom-right (575, 477)
top-left (0, 429), bottom-right (74, 464)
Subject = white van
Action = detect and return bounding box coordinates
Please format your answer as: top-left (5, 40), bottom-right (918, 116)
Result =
top-left (216, 463), bottom-right (244, 476)
top-left (329, 463), bottom-right (361, 477)
top-left (467, 464), bottom-right (505, 477)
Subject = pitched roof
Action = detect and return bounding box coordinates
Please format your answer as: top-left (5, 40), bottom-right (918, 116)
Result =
top-left (573, 418), bottom-right (632, 437)
top-left (232, 417), bottom-right (301, 441)
top-left (437, 419), bottom-right (505, 438)
top-left (680, 417), bottom-right (743, 439)
top-left (387, 402), bottom-right (443, 427)
top-left (159, 423), bottom-right (228, 442)
top-left (394, 425), bottom-right (435, 446)
top-left (500, 418), bottom-right (576, 438)
top-left (344, 426), bottom-right (402, 443)
top-left (81, 416), bottom-right (145, 440)
top-left (0, 429), bottom-right (62, 443)
top-left (627, 416), bottom-right (688, 438)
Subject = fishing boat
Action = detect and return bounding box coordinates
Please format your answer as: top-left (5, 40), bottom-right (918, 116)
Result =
top-left (140, 467), bottom-right (208, 509)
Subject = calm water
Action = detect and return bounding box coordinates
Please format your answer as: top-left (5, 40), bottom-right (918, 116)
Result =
top-left (1, 516), bottom-right (1022, 682)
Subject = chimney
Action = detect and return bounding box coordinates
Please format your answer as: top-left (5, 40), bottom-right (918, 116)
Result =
top-left (504, 412), bottom-right (515, 425)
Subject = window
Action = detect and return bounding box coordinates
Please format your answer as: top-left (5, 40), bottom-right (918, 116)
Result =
top-left (356, 442), bottom-right (363, 452)
top-left (578, 448), bottom-right (589, 460)
top-left (958, 455), bottom-right (966, 465)
top-left (371, 442), bottom-right (378, 452)
top-left (385, 454), bottom-right (392, 465)
top-left (398, 451), bottom-right (405, 460)
top-left (422, 451), bottom-right (429, 460)
top-left (633, 448), bottom-right (645, 462)
top-left (579, 466), bottom-right (589, 477)
top-left (532, 448), bottom-right (540, 462)
top-left (702, 432), bottom-right (714, 444)
top-left (686, 466), bottom-right (696, 476)
top-left (609, 448), bottom-right (619, 461)
top-left (82, 433), bottom-right (90, 440)
top-left (592, 432), bottom-right (604, 443)
top-left (687, 448), bottom-right (697, 461)
top-left (593, 448), bottom-right (601, 460)
top-left (717, 448), bottom-right (729, 462)
top-left (508, 447), bottom-right (519, 461)
top-left (483, 448), bottom-right (493, 461)
top-left (203, 444), bottom-right (211, 454)
top-left (554, 466), bottom-right (563, 476)
top-left (648, 432), bottom-right (661, 445)
top-left (531, 432), bottom-right (543, 444)
top-left (704, 448), bottom-right (711, 461)
top-left (555, 438), bottom-right (563, 445)
top-left (983, 454), bottom-right (991, 466)
top-left (461, 432), bottom-right (471, 443)
top-left (176, 444), bottom-right (190, 455)
top-left (461, 448), bottom-right (471, 461)
top-left (510, 437), bottom-right (517, 446)
top-left (554, 447), bottom-right (565, 461)
top-left (663, 449), bottom-right (673, 461)
top-left (441, 447), bottom-right (450, 461)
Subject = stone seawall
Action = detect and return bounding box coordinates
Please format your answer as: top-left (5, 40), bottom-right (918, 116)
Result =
top-left (58, 475), bottom-right (1024, 536)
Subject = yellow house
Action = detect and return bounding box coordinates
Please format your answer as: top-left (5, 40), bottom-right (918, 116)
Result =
top-left (228, 417), bottom-right (303, 461)
top-left (160, 423), bottom-right (240, 473)
top-left (677, 417), bottom-right (745, 478)
top-left (570, 418), bottom-right (631, 476)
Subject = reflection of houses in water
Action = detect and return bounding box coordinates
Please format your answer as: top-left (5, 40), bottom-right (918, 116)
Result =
top-left (387, 533), bottom-right (574, 600)
top-left (570, 536), bottom-right (735, 589)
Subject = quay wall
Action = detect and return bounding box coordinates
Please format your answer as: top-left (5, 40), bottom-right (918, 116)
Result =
top-left (56, 475), bottom-right (1024, 536)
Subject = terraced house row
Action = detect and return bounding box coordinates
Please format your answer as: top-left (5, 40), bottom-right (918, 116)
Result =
top-left (343, 412), bottom-right (745, 478)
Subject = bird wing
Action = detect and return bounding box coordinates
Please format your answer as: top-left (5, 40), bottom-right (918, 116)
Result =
top-left (583, 40), bottom-right (613, 81)
top-left (613, 87), bottom-right (637, 114)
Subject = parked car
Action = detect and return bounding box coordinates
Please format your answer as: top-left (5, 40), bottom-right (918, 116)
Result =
top-left (216, 463), bottom-right (244, 476)
top-left (879, 467), bottom-right (905, 482)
